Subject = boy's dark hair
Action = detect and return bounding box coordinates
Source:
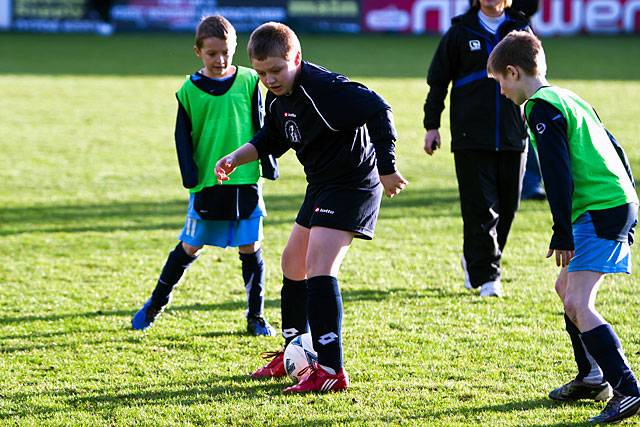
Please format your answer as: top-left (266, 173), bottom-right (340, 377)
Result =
top-left (195, 15), bottom-right (236, 48)
top-left (487, 30), bottom-right (546, 77)
top-left (247, 22), bottom-right (301, 61)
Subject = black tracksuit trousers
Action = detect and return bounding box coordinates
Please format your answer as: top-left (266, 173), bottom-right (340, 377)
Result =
top-left (454, 150), bottom-right (525, 288)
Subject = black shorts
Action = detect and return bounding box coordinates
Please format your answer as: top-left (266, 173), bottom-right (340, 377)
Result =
top-left (295, 183), bottom-right (383, 240)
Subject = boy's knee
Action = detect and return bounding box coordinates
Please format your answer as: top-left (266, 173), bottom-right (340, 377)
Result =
top-left (555, 275), bottom-right (567, 299)
top-left (181, 241), bottom-right (203, 257)
top-left (281, 248), bottom-right (305, 279)
top-left (562, 295), bottom-right (581, 323)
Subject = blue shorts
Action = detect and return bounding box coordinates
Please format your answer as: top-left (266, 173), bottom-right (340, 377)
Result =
top-left (178, 193), bottom-right (265, 248)
top-left (568, 212), bottom-right (631, 274)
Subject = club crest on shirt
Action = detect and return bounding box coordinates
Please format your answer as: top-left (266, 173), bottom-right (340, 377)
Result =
top-left (536, 123), bottom-right (547, 134)
top-left (285, 119), bottom-right (302, 144)
top-left (469, 40), bottom-right (481, 51)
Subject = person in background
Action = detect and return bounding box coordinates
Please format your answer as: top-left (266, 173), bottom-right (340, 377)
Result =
top-left (423, 0), bottom-right (531, 297)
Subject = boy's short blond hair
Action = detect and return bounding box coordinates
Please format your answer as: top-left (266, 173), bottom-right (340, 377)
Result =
top-left (195, 15), bottom-right (236, 48)
top-left (471, 0), bottom-right (513, 8)
top-left (487, 30), bottom-right (546, 77)
top-left (247, 22), bottom-right (301, 61)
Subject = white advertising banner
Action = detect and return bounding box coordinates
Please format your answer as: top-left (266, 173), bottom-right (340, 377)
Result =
top-left (361, 0), bottom-right (640, 35)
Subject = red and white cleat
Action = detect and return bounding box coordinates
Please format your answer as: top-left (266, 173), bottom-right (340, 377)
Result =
top-left (283, 362), bottom-right (349, 394)
top-left (251, 350), bottom-right (287, 379)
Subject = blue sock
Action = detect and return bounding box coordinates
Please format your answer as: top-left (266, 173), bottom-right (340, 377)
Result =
top-left (150, 243), bottom-right (197, 308)
top-left (239, 249), bottom-right (265, 318)
top-left (281, 276), bottom-right (308, 345)
top-left (565, 314), bottom-right (596, 380)
top-left (581, 324), bottom-right (639, 396)
top-left (307, 276), bottom-right (343, 373)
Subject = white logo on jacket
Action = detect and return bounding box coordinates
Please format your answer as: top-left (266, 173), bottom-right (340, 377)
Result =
top-left (469, 40), bottom-right (481, 51)
top-left (285, 120), bottom-right (301, 144)
top-left (536, 123), bottom-right (547, 134)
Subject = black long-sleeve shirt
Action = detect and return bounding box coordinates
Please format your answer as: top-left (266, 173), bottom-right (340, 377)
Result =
top-left (528, 100), bottom-right (637, 249)
top-left (250, 61), bottom-right (397, 187)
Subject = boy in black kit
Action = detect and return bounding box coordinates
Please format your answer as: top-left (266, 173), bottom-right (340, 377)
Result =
top-left (215, 22), bottom-right (407, 393)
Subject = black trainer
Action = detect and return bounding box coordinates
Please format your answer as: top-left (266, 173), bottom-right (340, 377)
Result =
top-left (589, 392), bottom-right (640, 424)
top-left (549, 378), bottom-right (613, 402)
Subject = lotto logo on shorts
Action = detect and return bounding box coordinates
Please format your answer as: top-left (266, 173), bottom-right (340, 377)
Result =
top-left (318, 332), bottom-right (338, 345)
top-left (314, 207), bottom-right (335, 215)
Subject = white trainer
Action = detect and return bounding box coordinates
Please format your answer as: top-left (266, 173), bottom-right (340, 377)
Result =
top-left (461, 255), bottom-right (472, 290)
top-left (479, 280), bottom-right (503, 297)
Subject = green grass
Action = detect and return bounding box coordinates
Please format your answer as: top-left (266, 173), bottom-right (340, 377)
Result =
top-left (1, 33), bottom-right (640, 426)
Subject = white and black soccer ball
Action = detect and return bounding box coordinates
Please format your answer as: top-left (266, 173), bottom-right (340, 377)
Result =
top-left (283, 332), bottom-right (318, 383)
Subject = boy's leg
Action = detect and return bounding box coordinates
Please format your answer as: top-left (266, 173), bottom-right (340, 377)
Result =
top-left (239, 242), bottom-right (275, 336)
top-left (251, 224), bottom-right (309, 378)
top-left (132, 242), bottom-right (200, 330)
top-left (284, 226), bottom-right (352, 393)
top-left (565, 270), bottom-right (640, 423)
top-left (549, 267), bottom-right (609, 401)
top-left (565, 271), bottom-right (639, 396)
top-left (281, 224), bottom-right (310, 344)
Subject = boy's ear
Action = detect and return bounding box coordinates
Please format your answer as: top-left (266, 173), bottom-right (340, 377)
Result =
top-left (506, 65), bottom-right (519, 79)
top-left (193, 45), bottom-right (201, 58)
top-left (293, 50), bottom-right (302, 66)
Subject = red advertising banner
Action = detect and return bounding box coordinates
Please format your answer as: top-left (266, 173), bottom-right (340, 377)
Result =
top-left (361, 0), bottom-right (640, 35)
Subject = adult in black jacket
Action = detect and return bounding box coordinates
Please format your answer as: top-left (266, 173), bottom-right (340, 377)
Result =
top-left (490, 0), bottom-right (547, 201)
top-left (423, 0), bottom-right (531, 297)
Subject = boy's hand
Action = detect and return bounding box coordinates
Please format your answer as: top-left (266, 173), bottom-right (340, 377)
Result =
top-left (380, 171), bottom-right (408, 198)
top-left (423, 129), bottom-right (441, 156)
top-left (214, 155), bottom-right (237, 184)
top-left (546, 248), bottom-right (575, 267)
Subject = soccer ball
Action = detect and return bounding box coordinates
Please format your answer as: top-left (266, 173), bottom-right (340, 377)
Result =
top-left (283, 333), bottom-right (318, 382)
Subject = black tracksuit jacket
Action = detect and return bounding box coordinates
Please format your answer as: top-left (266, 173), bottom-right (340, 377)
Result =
top-left (250, 61), bottom-right (397, 188)
top-left (423, 7), bottom-right (530, 152)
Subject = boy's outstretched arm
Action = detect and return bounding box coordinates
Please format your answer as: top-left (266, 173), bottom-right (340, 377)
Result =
top-left (367, 109), bottom-right (408, 198)
top-left (214, 143), bottom-right (259, 183)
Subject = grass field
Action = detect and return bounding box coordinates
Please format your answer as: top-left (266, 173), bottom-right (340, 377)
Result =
top-left (1, 33), bottom-right (640, 426)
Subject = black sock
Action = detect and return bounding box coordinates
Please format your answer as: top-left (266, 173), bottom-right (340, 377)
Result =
top-left (581, 324), bottom-right (640, 396)
top-left (239, 249), bottom-right (265, 318)
top-left (307, 275), bottom-right (343, 373)
top-left (565, 314), bottom-right (597, 381)
top-left (281, 276), bottom-right (308, 345)
top-left (150, 243), bottom-right (197, 308)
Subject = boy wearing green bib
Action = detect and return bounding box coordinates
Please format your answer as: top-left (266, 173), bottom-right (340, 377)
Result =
top-left (489, 31), bottom-right (640, 424)
top-left (132, 15), bottom-right (277, 336)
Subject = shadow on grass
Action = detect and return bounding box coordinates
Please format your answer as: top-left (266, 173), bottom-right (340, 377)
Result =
top-left (0, 389), bottom-right (599, 426)
top-left (0, 188), bottom-right (460, 236)
top-left (0, 374), bottom-right (289, 420)
top-left (0, 286), bottom-right (448, 328)
top-left (0, 298), bottom-right (274, 326)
